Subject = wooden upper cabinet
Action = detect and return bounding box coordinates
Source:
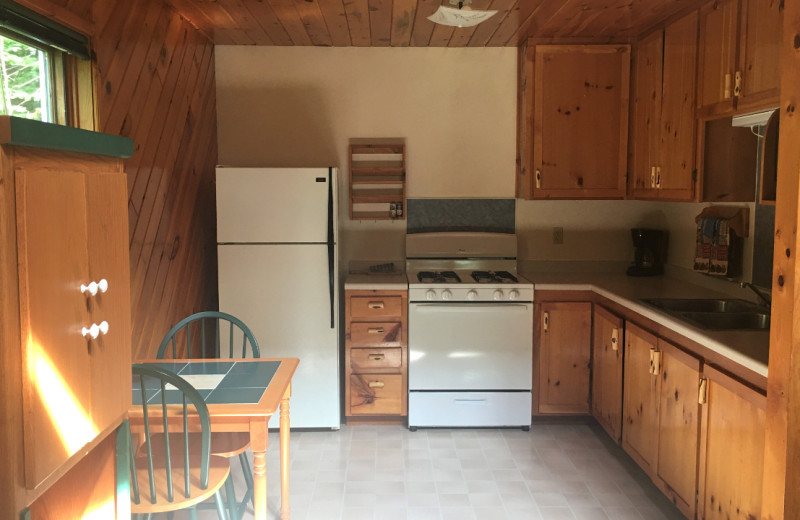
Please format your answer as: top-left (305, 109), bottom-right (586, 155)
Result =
top-left (521, 44), bottom-right (630, 200)
top-left (698, 0), bottom-right (782, 117)
top-left (738, 0), bottom-right (782, 109)
top-left (631, 11), bottom-right (698, 201)
top-left (537, 301), bottom-right (592, 414)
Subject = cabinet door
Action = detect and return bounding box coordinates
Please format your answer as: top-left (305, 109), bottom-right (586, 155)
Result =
top-left (655, 341), bottom-right (701, 519)
top-left (532, 45), bottom-right (630, 199)
top-left (658, 11), bottom-right (698, 201)
top-left (538, 302), bottom-right (592, 414)
top-left (738, 0), bottom-right (782, 108)
top-left (15, 169), bottom-right (92, 489)
top-left (621, 323), bottom-right (659, 475)
top-left (85, 173), bottom-right (131, 432)
top-left (630, 30), bottom-right (663, 200)
top-left (591, 306), bottom-right (623, 442)
top-left (697, 0), bottom-right (739, 116)
top-left (697, 365), bottom-right (765, 520)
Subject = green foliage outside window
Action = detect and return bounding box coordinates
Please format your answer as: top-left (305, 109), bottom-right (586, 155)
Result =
top-left (0, 34), bottom-right (49, 122)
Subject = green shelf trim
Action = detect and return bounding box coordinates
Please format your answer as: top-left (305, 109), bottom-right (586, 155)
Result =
top-left (1, 116), bottom-right (133, 158)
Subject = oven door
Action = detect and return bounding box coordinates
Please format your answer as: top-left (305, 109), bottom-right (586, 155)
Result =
top-left (408, 302), bottom-right (533, 390)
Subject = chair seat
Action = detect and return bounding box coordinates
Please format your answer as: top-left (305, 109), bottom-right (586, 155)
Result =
top-left (131, 447), bottom-right (230, 514)
top-left (146, 431), bottom-right (251, 458)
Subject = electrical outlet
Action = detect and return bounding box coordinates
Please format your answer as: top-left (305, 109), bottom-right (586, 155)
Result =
top-left (553, 227), bottom-right (564, 245)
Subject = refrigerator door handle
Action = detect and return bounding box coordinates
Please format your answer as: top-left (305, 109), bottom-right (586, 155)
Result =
top-left (327, 166), bottom-right (335, 328)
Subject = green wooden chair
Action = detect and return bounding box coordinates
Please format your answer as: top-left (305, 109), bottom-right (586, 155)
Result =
top-left (156, 311), bottom-right (260, 519)
top-left (130, 364), bottom-right (231, 520)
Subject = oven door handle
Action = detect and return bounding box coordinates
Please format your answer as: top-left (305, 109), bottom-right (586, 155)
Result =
top-left (410, 303), bottom-right (531, 312)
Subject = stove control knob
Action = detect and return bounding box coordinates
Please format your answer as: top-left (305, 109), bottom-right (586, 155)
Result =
top-left (509, 289), bottom-right (520, 300)
top-left (441, 289), bottom-right (453, 301)
top-left (426, 289), bottom-right (437, 301)
top-left (493, 289), bottom-right (504, 301)
top-left (467, 290), bottom-right (478, 301)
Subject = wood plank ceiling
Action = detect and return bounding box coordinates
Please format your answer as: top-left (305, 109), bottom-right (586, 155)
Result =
top-left (165, 0), bottom-right (705, 47)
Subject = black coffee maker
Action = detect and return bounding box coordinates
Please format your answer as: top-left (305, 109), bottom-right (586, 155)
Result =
top-left (627, 228), bottom-right (668, 276)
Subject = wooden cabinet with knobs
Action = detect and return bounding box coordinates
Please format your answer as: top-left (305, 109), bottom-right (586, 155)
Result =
top-left (0, 117), bottom-right (133, 518)
top-left (591, 305), bottom-right (623, 442)
top-left (535, 301), bottom-right (592, 414)
top-left (517, 44), bottom-right (630, 200)
top-left (622, 322), bottom-right (702, 520)
top-left (697, 365), bottom-right (766, 520)
top-left (697, 0), bottom-right (782, 118)
top-left (344, 289), bottom-right (408, 422)
top-left (630, 11), bottom-right (698, 201)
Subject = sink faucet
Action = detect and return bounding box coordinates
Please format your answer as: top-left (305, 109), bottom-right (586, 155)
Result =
top-left (740, 282), bottom-right (771, 309)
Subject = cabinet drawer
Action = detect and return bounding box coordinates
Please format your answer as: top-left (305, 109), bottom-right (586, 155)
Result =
top-left (349, 374), bottom-right (403, 415)
top-left (350, 347), bottom-right (402, 371)
top-left (350, 321), bottom-right (402, 346)
top-left (350, 296), bottom-right (403, 319)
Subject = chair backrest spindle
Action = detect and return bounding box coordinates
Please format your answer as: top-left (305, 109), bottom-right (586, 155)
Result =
top-left (157, 311), bottom-right (260, 361)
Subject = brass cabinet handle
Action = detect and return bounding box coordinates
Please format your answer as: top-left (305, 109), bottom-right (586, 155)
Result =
top-left (368, 381), bottom-right (385, 388)
top-left (734, 70), bottom-right (742, 97)
top-left (368, 301), bottom-right (385, 309)
top-left (542, 311), bottom-right (549, 332)
top-left (368, 327), bottom-right (385, 334)
top-left (369, 354), bottom-right (385, 361)
top-left (535, 169), bottom-right (542, 189)
top-left (724, 72), bottom-right (732, 99)
top-left (655, 166), bottom-right (662, 189)
top-left (649, 348), bottom-right (662, 375)
top-left (650, 166), bottom-right (656, 188)
top-left (611, 328), bottom-right (619, 351)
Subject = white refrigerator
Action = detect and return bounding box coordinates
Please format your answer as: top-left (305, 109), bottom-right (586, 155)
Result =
top-left (216, 167), bottom-right (340, 429)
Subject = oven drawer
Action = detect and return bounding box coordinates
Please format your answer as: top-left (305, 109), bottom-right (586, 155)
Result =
top-left (350, 347), bottom-right (402, 371)
top-left (350, 321), bottom-right (402, 346)
top-left (350, 296), bottom-right (403, 319)
top-left (408, 391), bottom-right (532, 427)
top-left (349, 374), bottom-right (403, 415)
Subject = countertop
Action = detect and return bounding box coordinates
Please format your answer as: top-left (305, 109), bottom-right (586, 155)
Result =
top-left (345, 272), bottom-right (408, 290)
top-left (343, 268), bottom-right (770, 382)
top-left (522, 271), bottom-right (770, 380)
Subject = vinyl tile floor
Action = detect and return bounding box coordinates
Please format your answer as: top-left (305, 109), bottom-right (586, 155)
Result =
top-left (158, 422), bottom-right (686, 520)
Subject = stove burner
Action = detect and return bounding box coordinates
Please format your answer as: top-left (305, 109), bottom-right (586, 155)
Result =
top-left (470, 270), bottom-right (519, 283)
top-left (417, 270), bottom-right (462, 283)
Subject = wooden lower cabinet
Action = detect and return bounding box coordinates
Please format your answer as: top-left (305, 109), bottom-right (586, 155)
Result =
top-left (344, 289), bottom-right (408, 422)
top-left (536, 301), bottom-right (592, 414)
top-left (591, 305), bottom-right (623, 442)
top-left (697, 365), bottom-right (766, 520)
top-left (622, 322), bottom-right (701, 519)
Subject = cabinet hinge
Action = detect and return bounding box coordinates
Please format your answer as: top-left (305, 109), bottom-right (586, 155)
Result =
top-left (734, 70), bottom-right (742, 98)
top-left (698, 377), bottom-right (708, 404)
top-left (649, 348), bottom-right (662, 375)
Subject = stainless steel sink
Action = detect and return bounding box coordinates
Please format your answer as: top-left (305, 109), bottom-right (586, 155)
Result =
top-left (677, 311), bottom-right (770, 330)
top-left (641, 298), bottom-right (770, 330)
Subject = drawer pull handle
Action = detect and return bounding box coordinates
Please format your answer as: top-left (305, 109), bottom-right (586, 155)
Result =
top-left (368, 302), bottom-right (385, 309)
top-left (368, 327), bottom-right (385, 334)
top-left (368, 381), bottom-right (384, 388)
top-left (369, 354), bottom-right (385, 361)
top-left (611, 328), bottom-right (619, 351)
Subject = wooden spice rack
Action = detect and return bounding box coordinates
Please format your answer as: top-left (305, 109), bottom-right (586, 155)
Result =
top-left (349, 143), bottom-right (406, 220)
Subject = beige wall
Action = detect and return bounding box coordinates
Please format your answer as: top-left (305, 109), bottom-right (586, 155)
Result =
top-left (215, 45), bottom-right (757, 284)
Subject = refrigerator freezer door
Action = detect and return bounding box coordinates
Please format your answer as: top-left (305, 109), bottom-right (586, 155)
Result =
top-left (216, 167), bottom-right (335, 244)
top-left (218, 243), bottom-right (340, 429)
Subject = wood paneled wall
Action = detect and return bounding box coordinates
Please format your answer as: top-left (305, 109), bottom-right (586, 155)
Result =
top-left (21, 0), bottom-right (219, 360)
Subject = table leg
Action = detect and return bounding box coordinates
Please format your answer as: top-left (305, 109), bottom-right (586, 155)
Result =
top-left (250, 418), bottom-right (269, 520)
top-left (280, 383), bottom-right (292, 520)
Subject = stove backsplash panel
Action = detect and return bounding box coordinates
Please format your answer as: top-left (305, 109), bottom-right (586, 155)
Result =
top-left (407, 198), bottom-right (515, 234)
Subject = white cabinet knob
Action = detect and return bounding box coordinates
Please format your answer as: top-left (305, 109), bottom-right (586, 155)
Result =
top-left (82, 321), bottom-right (109, 339)
top-left (81, 278), bottom-right (109, 296)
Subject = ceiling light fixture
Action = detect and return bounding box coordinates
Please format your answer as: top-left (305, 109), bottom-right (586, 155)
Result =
top-left (427, 0), bottom-right (498, 28)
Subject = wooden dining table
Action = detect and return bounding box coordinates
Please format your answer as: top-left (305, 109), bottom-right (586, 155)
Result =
top-left (129, 357), bottom-right (299, 520)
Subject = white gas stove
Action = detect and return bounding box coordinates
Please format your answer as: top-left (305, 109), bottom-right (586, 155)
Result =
top-left (405, 232), bottom-right (533, 430)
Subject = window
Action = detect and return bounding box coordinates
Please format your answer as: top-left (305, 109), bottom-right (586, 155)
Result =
top-left (0, 0), bottom-right (91, 128)
top-left (0, 32), bottom-right (55, 122)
